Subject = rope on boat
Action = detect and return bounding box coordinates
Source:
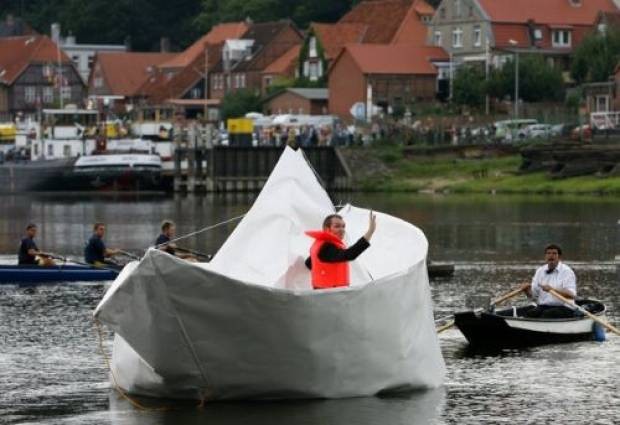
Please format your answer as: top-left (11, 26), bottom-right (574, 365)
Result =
top-left (93, 319), bottom-right (169, 412)
top-left (153, 214), bottom-right (246, 251)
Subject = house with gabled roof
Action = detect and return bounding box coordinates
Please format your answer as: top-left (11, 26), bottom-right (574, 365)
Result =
top-left (0, 35), bottom-right (85, 120)
top-left (328, 44), bottom-right (448, 122)
top-left (209, 20), bottom-right (303, 100)
top-left (295, 0), bottom-right (436, 83)
top-left (430, 0), bottom-right (620, 75)
top-left (87, 52), bottom-right (175, 112)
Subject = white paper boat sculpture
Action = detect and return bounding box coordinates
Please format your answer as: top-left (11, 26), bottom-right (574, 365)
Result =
top-left (94, 147), bottom-right (446, 401)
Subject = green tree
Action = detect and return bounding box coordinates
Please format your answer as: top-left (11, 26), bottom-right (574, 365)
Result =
top-left (194, 0), bottom-right (354, 34)
top-left (487, 55), bottom-right (564, 102)
top-left (571, 28), bottom-right (620, 84)
top-left (220, 89), bottom-right (262, 120)
top-left (453, 65), bottom-right (486, 108)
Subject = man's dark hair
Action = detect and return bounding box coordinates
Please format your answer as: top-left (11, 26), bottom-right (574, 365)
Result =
top-left (161, 220), bottom-right (174, 232)
top-left (322, 214), bottom-right (343, 229)
top-left (545, 244), bottom-right (562, 256)
top-left (26, 223), bottom-right (36, 230)
top-left (93, 222), bottom-right (105, 231)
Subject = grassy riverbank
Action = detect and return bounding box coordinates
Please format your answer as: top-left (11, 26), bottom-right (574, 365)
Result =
top-left (352, 146), bottom-right (620, 194)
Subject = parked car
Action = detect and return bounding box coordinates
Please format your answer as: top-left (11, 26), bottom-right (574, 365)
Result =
top-left (494, 119), bottom-right (538, 142)
top-left (518, 124), bottom-right (554, 139)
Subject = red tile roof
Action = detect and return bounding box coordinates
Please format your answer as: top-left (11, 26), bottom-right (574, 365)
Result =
top-left (93, 52), bottom-right (176, 96)
top-left (339, 0), bottom-right (414, 43)
top-left (263, 45), bottom-right (301, 74)
top-left (413, 0), bottom-right (435, 15)
top-left (392, 0), bottom-right (434, 45)
top-left (159, 22), bottom-right (248, 70)
top-left (334, 44), bottom-right (447, 75)
top-left (311, 22), bottom-right (368, 59)
top-left (0, 35), bottom-right (72, 85)
top-left (478, 0), bottom-right (619, 25)
top-left (492, 24), bottom-right (531, 48)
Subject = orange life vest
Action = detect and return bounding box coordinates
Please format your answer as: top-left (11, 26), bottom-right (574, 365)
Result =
top-left (305, 230), bottom-right (350, 289)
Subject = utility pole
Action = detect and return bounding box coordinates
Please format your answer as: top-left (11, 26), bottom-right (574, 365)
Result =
top-left (203, 46), bottom-right (209, 122)
top-left (485, 38), bottom-right (490, 115)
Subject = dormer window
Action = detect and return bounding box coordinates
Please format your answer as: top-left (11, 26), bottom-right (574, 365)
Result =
top-left (454, 0), bottom-right (461, 18)
top-left (309, 37), bottom-right (318, 57)
top-left (534, 29), bottom-right (543, 41)
top-left (552, 30), bottom-right (571, 47)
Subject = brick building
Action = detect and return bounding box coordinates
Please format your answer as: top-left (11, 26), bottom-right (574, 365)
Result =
top-left (209, 21), bottom-right (303, 100)
top-left (0, 35), bottom-right (85, 120)
top-left (328, 44), bottom-right (447, 122)
top-left (264, 88), bottom-right (328, 115)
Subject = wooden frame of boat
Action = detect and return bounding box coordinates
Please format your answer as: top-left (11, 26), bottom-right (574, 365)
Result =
top-left (454, 300), bottom-right (606, 349)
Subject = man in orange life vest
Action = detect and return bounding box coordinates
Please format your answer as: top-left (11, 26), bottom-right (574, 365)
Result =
top-left (304, 212), bottom-right (376, 289)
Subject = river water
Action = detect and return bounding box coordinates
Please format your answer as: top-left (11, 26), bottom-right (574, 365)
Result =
top-left (1, 193), bottom-right (618, 424)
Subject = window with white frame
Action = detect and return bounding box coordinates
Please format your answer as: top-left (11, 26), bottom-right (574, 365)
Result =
top-left (240, 73), bottom-right (246, 88)
top-left (473, 26), bottom-right (481, 47)
top-left (61, 86), bottom-right (71, 100)
top-left (47, 144), bottom-right (53, 157)
top-left (25, 86), bottom-right (36, 104)
top-left (309, 37), bottom-right (318, 57)
top-left (452, 27), bottom-right (463, 48)
top-left (43, 86), bottom-right (54, 104)
top-left (434, 30), bottom-right (442, 46)
top-left (94, 76), bottom-right (103, 88)
top-left (552, 30), bottom-right (571, 47)
top-left (454, 0), bottom-right (461, 17)
top-left (596, 95), bottom-right (610, 112)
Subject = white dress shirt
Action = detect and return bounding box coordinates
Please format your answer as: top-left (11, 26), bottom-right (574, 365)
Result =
top-left (531, 261), bottom-right (577, 306)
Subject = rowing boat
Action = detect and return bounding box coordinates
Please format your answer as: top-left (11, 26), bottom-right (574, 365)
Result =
top-left (454, 300), bottom-right (606, 349)
top-left (0, 264), bottom-right (119, 284)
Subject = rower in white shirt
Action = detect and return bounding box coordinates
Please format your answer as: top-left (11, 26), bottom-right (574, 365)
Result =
top-left (520, 244), bottom-right (577, 318)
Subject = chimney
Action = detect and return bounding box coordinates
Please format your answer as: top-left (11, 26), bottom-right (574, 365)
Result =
top-left (51, 22), bottom-right (61, 43)
top-left (160, 37), bottom-right (170, 53)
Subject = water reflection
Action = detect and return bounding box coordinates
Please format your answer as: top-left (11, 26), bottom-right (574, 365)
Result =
top-left (0, 193), bottom-right (618, 263)
top-left (1, 193), bottom-right (619, 424)
top-left (99, 389), bottom-right (445, 425)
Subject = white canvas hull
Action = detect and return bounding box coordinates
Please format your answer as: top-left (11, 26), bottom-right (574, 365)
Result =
top-left (99, 250), bottom-right (444, 400)
top-left (95, 147), bottom-right (445, 400)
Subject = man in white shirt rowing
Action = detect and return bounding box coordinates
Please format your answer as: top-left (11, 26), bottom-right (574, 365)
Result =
top-left (520, 244), bottom-right (577, 318)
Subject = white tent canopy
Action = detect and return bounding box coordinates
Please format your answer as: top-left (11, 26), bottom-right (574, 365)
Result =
top-left (94, 147), bottom-right (445, 400)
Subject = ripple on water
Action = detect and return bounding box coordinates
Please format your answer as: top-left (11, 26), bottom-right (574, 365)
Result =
top-left (1, 266), bottom-right (619, 425)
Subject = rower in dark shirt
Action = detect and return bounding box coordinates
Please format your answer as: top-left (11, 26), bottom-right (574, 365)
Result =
top-left (84, 222), bottom-right (119, 266)
top-left (18, 223), bottom-right (54, 266)
top-left (156, 220), bottom-right (197, 261)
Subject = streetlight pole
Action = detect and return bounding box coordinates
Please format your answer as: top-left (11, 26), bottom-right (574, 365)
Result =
top-left (508, 39), bottom-right (519, 119)
top-left (514, 50), bottom-right (519, 119)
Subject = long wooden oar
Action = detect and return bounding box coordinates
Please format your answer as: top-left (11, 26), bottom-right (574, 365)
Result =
top-left (175, 246), bottom-right (212, 261)
top-left (43, 252), bottom-right (122, 272)
top-left (436, 286), bottom-right (525, 334)
top-left (548, 289), bottom-right (620, 336)
top-left (117, 249), bottom-right (141, 260)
